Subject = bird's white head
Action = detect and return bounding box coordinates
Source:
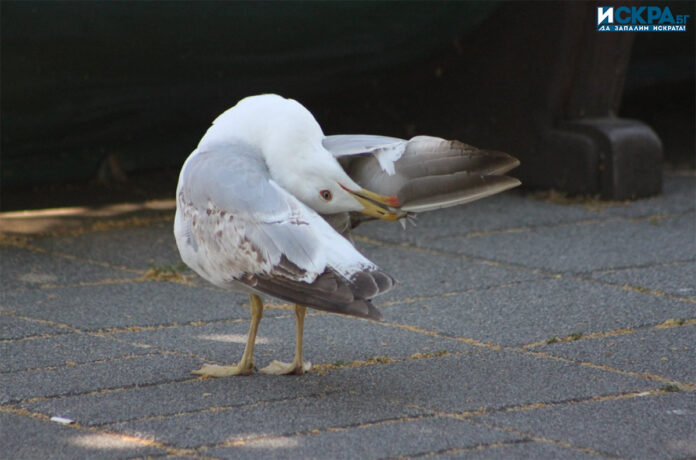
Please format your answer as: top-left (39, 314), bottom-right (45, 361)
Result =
top-left (202, 94), bottom-right (402, 219)
top-left (278, 152), bottom-right (401, 218)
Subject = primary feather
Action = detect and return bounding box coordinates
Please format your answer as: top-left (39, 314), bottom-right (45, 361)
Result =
top-left (325, 135), bottom-right (521, 213)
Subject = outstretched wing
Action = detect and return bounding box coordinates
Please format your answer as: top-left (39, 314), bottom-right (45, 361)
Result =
top-left (324, 135), bottom-right (520, 213)
top-left (323, 134), bottom-right (407, 175)
top-left (174, 141), bottom-right (393, 320)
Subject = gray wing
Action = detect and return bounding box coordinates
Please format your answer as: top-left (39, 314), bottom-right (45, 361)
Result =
top-left (174, 142), bottom-right (393, 320)
top-left (324, 135), bottom-right (520, 213)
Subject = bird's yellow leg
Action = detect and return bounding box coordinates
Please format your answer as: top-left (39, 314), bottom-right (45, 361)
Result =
top-left (260, 304), bottom-right (311, 375)
top-left (192, 294), bottom-right (263, 377)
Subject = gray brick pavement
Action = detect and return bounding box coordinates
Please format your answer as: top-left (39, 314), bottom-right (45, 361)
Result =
top-left (1, 172), bottom-right (694, 459)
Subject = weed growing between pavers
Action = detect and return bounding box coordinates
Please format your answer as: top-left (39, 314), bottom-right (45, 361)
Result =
top-left (661, 384), bottom-right (682, 392)
top-left (142, 263), bottom-right (188, 282)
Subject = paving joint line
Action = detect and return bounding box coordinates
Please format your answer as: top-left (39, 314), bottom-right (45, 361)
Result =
top-left (10, 276), bottom-right (146, 292)
top-left (355, 234), bottom-right (560, 282)
top-left (5, 240), bottom-right (144, 274)
top-left (0, 309), bottom-right (265, 344)
top-left (98, 316), bottom-right (257, 335)
top-left (407, 388), bottom-right (675, 425)
top-left (521, 318), bottom-right (696, 349)
top-left (195, 412), bottom-right (436, 452)
top-left (3, 350), bottom-right (207, 405)
top-left (0, 312), bottom-right (210, 363)
top-left (1, 233), bottom-right (219, 290)
top-left (384, 439), bottom-right (532, 459)
top-left (0, 311), bottom-right (84, 334)
top-left (0, 404), bottom-right (200, 458)
top-left (15, 374), bottom-right (210, 406)
top-left (585, 259), bottom-right (696, 275)
top-left (429, 218), bottom-right (611, 241)
top-left (373, 320), bottom-right (696, 390)
top-left (376, 277), bottom-right (557, 309)
top-left (519, 349), bottom-right (695, 390)
top-left (311, 350), bottom-right (462, 374)
top-left (103, 389), bottom-right (347, 427)
top-left (90, 332), bottom-right (217, 366)
top-left (570, 274), bottom-right (696, 305)
top-left (0, 332), bottom-right (74, 345)
top-left (6, 272), bottom-right (216, 292)
top-left (472, 418), bottom-right (624, 459)
top-left (0, 352), bottom-right (164, 375)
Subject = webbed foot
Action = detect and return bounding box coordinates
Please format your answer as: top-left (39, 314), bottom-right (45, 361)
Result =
top-left (192, 363), bottom-right (255, 377)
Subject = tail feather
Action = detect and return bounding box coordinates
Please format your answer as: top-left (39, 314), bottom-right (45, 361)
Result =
top-left (241, 268), bottom-right (391, 321)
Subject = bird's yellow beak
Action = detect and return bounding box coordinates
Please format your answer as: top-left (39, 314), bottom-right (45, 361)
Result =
top-left (340, 185), bottom-right (404, 221)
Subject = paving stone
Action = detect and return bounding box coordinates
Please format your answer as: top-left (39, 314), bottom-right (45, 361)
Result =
top-left (0, 314), bottom-right (69, 339)
top-left (0, 412), bottom-right (165, 459)
top-left (478, 392), bottom-right (696, 460)
top-left (431, 440), bottom-right (604, 459)
top-left (0, 245), bottom-right (134, 291)
top-left (581, 174), bottom-right (695, 219)
top-left (21, 374), bottom-right (332, 426)
top-left (588, 261), bottom-right (696, 299)
top-left (354, 241), bottom-right (543, 304)
top-left (422, 214), bottom-right (696, 273)
top-left (31, 220), bottom-right (183, 271)
top-left (0, 354), bottom-right (199, 403)
top-left (354, 191), bottom-right (598, 244)
top-left (0, 281), bottom-right (280, 330)
top-left (537, 324), bottom-right (696, 385)
top-left (0, 333), bottom-right (152, 372)
top-left (106, 393), bottom-right (430, 449)
top-left (314, 350), bottom-right (661, 414)
top-left (381, 278), bottom-right (693, 347)
top-left (108, 312), bottom-right (475, 368)
top-left (209, 416), bottom-right (522, 460)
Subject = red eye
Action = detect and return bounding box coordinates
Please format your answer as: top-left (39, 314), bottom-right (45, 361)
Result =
top-left (320, 189), bottom-right (332, 201)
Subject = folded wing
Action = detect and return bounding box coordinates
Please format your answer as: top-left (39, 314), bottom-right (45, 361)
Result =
top-left (175, 142), bottom-right (393, 320)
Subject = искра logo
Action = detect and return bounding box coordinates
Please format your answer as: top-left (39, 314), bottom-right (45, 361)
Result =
top-left (597, 6), bottom-right (690, 31)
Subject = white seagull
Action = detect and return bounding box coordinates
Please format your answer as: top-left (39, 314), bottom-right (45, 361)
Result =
top-left (175, 94), bottom-right (519, 376)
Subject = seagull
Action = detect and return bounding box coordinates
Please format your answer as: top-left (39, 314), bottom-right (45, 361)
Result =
top-left (174, 94), bottom-right (519, 376)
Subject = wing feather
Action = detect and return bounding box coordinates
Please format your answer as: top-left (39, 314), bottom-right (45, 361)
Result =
top-left (323, 134), bottom-right (405, 158)
top-left (323, 134), bottom-right (408, 175)
top-left (174, 141), bottom-right (394, 319)
top-left (325, 135), bottom-right (521, 214)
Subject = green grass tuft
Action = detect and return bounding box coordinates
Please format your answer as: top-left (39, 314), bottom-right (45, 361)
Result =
top-left (568, 332), bottom-right (583, 341)
top-left (662, 384), bottom-right (681, 392)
